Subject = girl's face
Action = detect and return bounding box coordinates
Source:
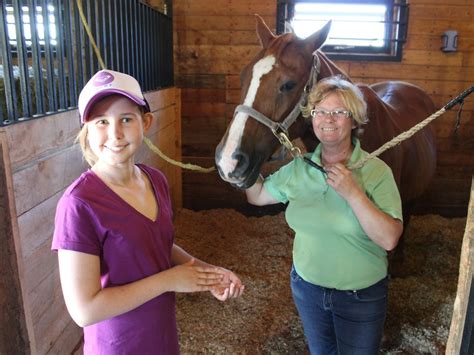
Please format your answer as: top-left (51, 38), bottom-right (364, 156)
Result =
top-left (86, 95), bottom-right (151, 167)
top-left (311, 92), bottom-right (355, 148)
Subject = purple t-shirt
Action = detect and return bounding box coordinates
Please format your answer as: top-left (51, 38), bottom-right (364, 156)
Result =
top-left (52, 164), bottom-right (179, 355)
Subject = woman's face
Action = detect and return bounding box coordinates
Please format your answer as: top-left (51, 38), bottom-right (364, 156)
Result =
top-left (311, 92), bottom-right (355, 148)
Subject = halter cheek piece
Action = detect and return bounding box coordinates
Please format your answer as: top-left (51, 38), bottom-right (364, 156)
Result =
top-left (233, 52), bottom-right (326, 173)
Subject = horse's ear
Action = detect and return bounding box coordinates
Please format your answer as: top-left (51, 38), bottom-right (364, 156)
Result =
top-left (255, 14), bottom-right (276, 49)
top-left (304, 20), bottom-right (332, 54)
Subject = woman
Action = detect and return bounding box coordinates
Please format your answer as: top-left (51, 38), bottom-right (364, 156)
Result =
top-left (245, 76), bottom-right (402, 354)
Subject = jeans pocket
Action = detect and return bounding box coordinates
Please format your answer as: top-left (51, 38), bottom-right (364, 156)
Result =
top-left (352, 278), bottom-right (388, 302)
top-left (290, 265), bottom-right (302, 283)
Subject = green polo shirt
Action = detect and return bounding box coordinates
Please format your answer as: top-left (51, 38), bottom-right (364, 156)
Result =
top-left (264, 139), bottom-right (402, 290)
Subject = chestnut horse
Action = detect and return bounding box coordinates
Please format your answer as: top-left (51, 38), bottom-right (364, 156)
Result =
top-left (215, 16), bottom-right (436, 226)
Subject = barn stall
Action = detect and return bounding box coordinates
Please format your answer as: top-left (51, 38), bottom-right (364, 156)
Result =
top-left (1, 0), bottom-right (473, 354)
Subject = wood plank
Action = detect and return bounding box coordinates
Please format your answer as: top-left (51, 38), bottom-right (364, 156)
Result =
top-left (182, 102), bottom-right (226, 117)
top-left (175, 74), bottom-right (227, 89)
top-left (392, 48), bottom-right (463, 66)
top-left (446, 177), bottom-right (474, 353)
top-left (174, 0), bottom-right (275, 16)
top-left (145, 87), bottom-right (177, 112)
top-left (409, 4), bottom-right (472, 20)
top-left (176, 30), bottom-right (260, 46)
top-left (348, 63), bottom-right (474, 82)
top-left (5, 110), bottom-right (80, 172)
top-left (181, 88), bottom-right (226, 103)
top-left (175, 45), bottom-right (261, 74)
top-left (46, 319), bottom-right (82, 355)
top-left (17, 190), bottom-right (62, 259)
top-left (13, 145), bottom-right (87, 216)
top-left (174, 15), bottom-right (275, 31)
top-left (409, 19), bottom-right (474, 36)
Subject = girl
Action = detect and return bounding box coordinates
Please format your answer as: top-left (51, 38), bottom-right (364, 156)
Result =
top-left (52, 69), bottom-right (244, 354)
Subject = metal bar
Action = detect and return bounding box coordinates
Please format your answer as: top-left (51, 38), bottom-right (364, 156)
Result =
top-left (93, 0), bottom-right (100, 71)
top-left (131, 0), bottom-right (138, 80)
top-left (85, 0), bottom-right (94, 75)
top-left (108, 0), bottom-right (116, 70)
top-left (42, 0), bottom-right (57, 112)
top-left (74, 0), bottom-right (85, 91)
top-left (123, 0), bottom-right (130, 74)
top-left (152, 7), bottom-right (157, 88)
top-left (137, 2), bottom-right (144, 88)
top-left (144, 4), bottom-right (150, 90)
top-left (55, 0), bottom-right (67, 109)
top-left (13, 0), bottom-right (32, 118)
top-left (64, 0), bottom-right (76, 108)
top-left (116, 0), bottom-right (122, 72)
top-left (28, 0), bottom-right (45, 115)
top-left (101, 0), bottom-right (108, 68)
top-left (1, 2), bottom-right (19, 123)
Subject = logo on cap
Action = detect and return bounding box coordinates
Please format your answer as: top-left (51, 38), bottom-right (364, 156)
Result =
top-left (93, 71), bottom-right (114, 87)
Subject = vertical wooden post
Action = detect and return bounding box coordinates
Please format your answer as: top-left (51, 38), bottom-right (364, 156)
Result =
top-left (447, 177), bottom-right (474, 353)
top-left (0, 136), bottom-right (30, 354)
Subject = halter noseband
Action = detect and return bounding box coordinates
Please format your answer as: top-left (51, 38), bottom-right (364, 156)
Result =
top-left (233, 52), bottom-right (321, 158)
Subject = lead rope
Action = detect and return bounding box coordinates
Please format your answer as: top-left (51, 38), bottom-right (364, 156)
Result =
top-left (76, 0), bottom-right (215, 173)
top-left (349, 85), bottom-right (473, 170)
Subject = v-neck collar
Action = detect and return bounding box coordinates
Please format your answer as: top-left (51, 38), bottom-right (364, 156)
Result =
top-left (89, 164), bottom-right (160, 223)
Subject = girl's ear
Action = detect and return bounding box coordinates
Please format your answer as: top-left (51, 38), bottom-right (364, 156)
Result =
top-left (142, 112), bottom-right (153, 132)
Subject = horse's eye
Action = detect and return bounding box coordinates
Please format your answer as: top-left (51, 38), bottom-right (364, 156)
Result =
top-left (280, 81), bottom-right (296, 93)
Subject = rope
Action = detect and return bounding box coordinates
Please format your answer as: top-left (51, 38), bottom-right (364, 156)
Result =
top-left (76, 0), bottom-right (215, 173)
top-left (76, 0), bottom-right (106, 70)
top-left (143, 137), bottom-right (215, 173)
top-left (349, 108), bottom-right (446, 170)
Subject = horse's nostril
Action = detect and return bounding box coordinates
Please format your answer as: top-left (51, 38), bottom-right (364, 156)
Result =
top-left (230, 151), bottom-right (250, 177)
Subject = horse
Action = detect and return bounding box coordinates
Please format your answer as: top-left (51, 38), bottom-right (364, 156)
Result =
top-left (214, 16), bottom-right (437, 268)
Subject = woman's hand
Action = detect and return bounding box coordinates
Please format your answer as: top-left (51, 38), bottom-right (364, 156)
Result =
top-left (210, 268), bottom-right (245, 301)
top-left (324, 163), bottom-right (363, 200)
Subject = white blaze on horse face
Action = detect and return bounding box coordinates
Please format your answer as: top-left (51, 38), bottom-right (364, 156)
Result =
top-left (218, 55), bottom-right (276, 179)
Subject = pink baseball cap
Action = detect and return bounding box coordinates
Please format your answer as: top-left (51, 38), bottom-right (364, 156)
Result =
top-left (78, 69), bottom-right (150, 123)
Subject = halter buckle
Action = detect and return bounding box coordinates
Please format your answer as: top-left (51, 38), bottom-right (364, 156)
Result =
top-left (272, 127), bottom-right (302, 158)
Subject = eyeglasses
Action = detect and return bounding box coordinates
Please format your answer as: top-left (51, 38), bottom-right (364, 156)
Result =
top-left (310, 109), bottom-right (352, 120)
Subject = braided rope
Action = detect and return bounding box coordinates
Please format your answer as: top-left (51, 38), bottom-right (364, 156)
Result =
top-left (349, 108), bottom-right (446, 170)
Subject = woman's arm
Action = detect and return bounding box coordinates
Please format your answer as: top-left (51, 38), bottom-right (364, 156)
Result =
top-left (245, 175), bottom-right (280, 206)
top-left (58, 249), bottom-right (225, 327)
top-left (325, 164), bottom-right (403, 251)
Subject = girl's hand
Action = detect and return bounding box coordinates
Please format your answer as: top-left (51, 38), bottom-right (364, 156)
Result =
top-left (168, 258), bottom-right (226, 293)
top-left (210, 268), bottom-right (245, 301)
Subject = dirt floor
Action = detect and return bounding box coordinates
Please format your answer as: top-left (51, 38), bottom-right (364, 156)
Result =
top-left (174, 208), bottom-right (466, 354)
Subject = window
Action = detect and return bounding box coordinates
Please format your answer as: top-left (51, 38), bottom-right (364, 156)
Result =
top-left (0, 0), bottom-right (173, 126)
top-left (6, 4), bottom-right (57, 48)
top-left (277, 0), bottom-right (408, 61)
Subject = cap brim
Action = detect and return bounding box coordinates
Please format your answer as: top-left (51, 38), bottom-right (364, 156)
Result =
top-left (81, 89), bottom-right (150, 123)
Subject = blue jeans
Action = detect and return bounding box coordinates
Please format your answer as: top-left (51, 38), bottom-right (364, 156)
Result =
top-left (290, 265), bottom-right (388, 355)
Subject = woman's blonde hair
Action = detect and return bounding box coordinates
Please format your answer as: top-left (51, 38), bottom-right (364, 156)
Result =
top-left (301, 76), bottom-right (368, 137)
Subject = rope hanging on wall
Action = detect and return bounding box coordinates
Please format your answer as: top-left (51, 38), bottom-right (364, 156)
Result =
top-left (76, 0), bottom-right (216, 173)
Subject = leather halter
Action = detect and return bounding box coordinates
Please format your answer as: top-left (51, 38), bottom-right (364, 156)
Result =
top-left (232, 52), bottom-right (321, 158)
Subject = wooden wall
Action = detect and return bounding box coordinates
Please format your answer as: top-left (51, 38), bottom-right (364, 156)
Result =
top-left (0, 87), bottom-right (181, 354)
top-left (174, 0), bottom-right (474, 217)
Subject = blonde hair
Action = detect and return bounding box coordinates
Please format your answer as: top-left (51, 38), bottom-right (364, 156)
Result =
top-left (301, 76), bottom-right (368, 137)
top-left (77, 124), bottom-right (98, 167)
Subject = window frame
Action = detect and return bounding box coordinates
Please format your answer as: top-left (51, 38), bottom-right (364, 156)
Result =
top-left (276, 0), bottom-right (409, 62)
